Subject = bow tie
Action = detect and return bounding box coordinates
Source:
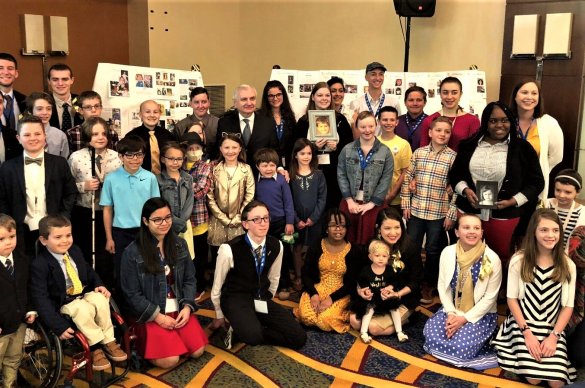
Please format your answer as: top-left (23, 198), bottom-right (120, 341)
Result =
top-left (25, 157), bottom-right (43, 166)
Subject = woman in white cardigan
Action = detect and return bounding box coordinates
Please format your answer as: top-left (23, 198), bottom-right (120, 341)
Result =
top-left (510, 80), bottom-right (564, 199)
top-left (423, 213), bottom-right (502, 370)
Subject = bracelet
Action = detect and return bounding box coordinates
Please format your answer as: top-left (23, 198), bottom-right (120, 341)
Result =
top-left (520, 325), bottom-right (530, 332)
top-left (552, 330), bottom-right (562, 338)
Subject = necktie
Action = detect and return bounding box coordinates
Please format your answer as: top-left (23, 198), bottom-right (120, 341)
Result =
top-left (149, 130), bottom-right (161, 174)
top-left (242, 119), bottom-right (251, 146)
top-left (61, 103), bottom-right (72, 130)
top-left (254, 245), bottom-right (263, 266)
top-left (5, 258), bottom-right (13, 277)
top-left (25, 156), bottom-right (42, 166)
top-left (63, 253), bottom-right (83, 295)
top-left (3, 94), bottom-right (15, 131)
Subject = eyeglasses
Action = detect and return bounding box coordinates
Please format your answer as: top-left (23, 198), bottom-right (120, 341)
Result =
top-left (163, 156), bottom-right (185, 163)
top-left (81, 104), bottom-right (103, 111)
top-left (328, 223), bottom-right (347, 229)
top-left (246, 216), bottom-right (270, 224)
top-left (123, 152), bottom-right (145, 159)
top-left (149, 214), bottom-right (173, 225)
top-left (267, 93), bottom-right (283, 99)
top-left (488, 117), bottom-right (510, 125)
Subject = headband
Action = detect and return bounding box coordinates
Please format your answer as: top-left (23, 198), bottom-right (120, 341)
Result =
top-left (555, 175), bottom-right (582, 189)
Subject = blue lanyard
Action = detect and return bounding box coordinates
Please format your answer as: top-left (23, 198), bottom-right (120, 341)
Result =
top-left (405, 113), bottom-right (427, 142)
top-left (245, 234), bottom-right (266, 277)
top-left (275, 121), bottom-right (284, 141)
top-left (365, 93), bottom-right (385, 118)
top-left (516, 118), bottom-right (535, 141)
top-left (357, 144), bottom-right (375, 170)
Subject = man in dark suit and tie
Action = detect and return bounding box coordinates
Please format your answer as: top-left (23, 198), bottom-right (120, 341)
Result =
top-left (0, 53), bottom-right (26, 132)
top-left (216, 85), bottom-right (278, 174)
top-left (0, 116), bottom-right (77, 255)
top-left (47, 63), bottom-right (83, 131)
top-left (0, 93), bottom-right (22, 164)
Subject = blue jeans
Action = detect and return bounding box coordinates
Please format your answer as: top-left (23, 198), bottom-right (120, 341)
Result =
top-left (407, 216), bottom-right (447, 287)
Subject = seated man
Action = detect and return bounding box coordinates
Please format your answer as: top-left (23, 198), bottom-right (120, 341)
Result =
top-left (29, 214), bottom-right (127, 371)
top-left (210, 200), bottom-right (306, 349)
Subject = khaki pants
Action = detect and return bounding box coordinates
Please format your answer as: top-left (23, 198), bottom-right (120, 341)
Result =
top-left (0, 323), bottom-right (26, 388)
top-left (60, 291), bottom-right (114, 346)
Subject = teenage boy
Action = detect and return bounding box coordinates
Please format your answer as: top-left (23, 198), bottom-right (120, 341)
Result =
top-left (350, 62), bottom-right (401, 130)
top-left (377, 106), bottom-right (412, 213)
top-left (47, 63), bottom-right (83, 131)
top-left (100, 135), bottom-right (159, 288)
top-left (30, 215), bottom-right (127, 371)
top-left (210, 200), bottom-right (306, 350)
top-left (0, 92), bottom-right (22, 163)
top-left (174, 87), bottom-right (219, 154)
top-left (0, 53), bottom-right (26, 131)
top-left (254, 148), bottom-right (295, 300)
top-left (0, 116), bottom-right (77, 255)
top-left (68, 90), bottom-right (119, 153)
top-left (125, 100), bottom-right (175, 174)
top-left (401, 116), bottom-right (457, 303)
top-left (395, 86), bottom-right (428, 152)
top-left (0, 214), bottom-right (36, 387)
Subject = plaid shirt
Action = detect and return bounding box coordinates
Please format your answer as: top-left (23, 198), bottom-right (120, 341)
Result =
top-left (189, 160), bottom-right (213, 227)
top-left (67, 124), bottom-right (120, 154)
top-left (401, 144), bottom-right (457, 221)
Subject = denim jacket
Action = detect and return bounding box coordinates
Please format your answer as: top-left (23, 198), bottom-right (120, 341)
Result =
top-left (157, 170), bottom-right (194, 234)
top-left (337, 138), bottom-right (394, 206)
top-left (120, 236), bottom-right (196, 323)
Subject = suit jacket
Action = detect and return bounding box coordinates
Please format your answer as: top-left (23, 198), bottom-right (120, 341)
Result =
top-left (0, 122), bottom-right (23, 163)
top-left (49, 93), bottom-right (83, 130)
top-left (125, 124), bottom-right (176, 172)
top-left (0, 249), bottom-right (30, 335)
top-left (216, 110), bottom-right (279, 169)
top-left (0, 153), bottom-right (77, 231)
top-left (30, 245), bottom-right (103, 336)
top-left (13, 90), bottom-right (26, 114)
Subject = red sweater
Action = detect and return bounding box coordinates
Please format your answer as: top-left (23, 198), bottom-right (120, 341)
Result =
top-left (419, 112), bottom-right (480, 152)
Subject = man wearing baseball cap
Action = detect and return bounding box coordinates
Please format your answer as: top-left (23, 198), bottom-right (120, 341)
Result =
top-left (350, 62), bottom-right (401, 134)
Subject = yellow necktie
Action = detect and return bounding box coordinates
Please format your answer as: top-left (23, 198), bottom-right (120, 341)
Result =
top-left (63, 253), bottom-right (83, 295)
top-left (149, 130), bottom-right (161, 174)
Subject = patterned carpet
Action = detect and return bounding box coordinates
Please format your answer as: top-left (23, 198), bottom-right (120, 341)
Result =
top-left (61, 293), bottom-right (545, 388)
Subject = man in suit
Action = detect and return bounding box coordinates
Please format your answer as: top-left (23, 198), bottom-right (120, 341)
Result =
top-left (0, 116), bottom-right (77, 255)
top-left (0, 53), bottom-right (26, 132)
top-left (47, 63), bottom-right (83, 131)
top-left (216, 85), bottom-right (278, 173)
top-left (0, 93), bottom-right (22, 164)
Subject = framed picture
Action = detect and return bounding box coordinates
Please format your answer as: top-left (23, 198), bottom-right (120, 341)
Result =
top-left (308, 110), bottom-right (338, 142)
top-left (476, 180), bottom-right (498, 209)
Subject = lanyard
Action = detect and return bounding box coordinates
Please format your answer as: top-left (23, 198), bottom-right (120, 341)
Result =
top-left (405, 113), bottom-right (427, 142)
top-left (275, 121), bottom-right (284, 141)
top-left (516, 118), bottom-right (535, 141)
top-left (357, 144), bottom-right (375, 170)
top-left (365, 93), bottom-right (385, 118)
top-left (245, 234), bottom-right (266, 278)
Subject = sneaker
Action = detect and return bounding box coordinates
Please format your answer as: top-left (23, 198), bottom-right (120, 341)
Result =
top-left (278, 289), bottom-right (290, 300)
top-left (103, 341), bottom-right (127, 362)
top-left (195, 290), bottom-right (206, 304)
top-left (224, 326), bottom-right (234, 350)
top-left (360, 332), bottom-right (372, 344)
top-left (397, 331), bottom-right (409, 343)
top-left (92, 349), bottom-right (111, 371)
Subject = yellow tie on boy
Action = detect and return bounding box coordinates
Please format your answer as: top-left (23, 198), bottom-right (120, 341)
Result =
top-left (63, 253), bottom-right (83, 295)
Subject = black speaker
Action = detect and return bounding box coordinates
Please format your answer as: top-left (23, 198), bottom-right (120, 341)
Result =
top-left (393, 0), bottom-right (436, 17)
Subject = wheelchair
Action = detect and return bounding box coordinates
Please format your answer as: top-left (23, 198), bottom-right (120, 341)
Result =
top-left (18, 299), bottom-right (133, 388)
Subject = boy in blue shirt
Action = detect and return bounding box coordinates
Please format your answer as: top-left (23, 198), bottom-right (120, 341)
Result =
top-left (254, 148), bottom-right (295, 300)
top-left (100, 135), bottom-right (160, 289)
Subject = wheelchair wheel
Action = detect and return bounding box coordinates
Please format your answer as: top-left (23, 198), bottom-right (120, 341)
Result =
top-left (19, 321), bottom-right (63, 388)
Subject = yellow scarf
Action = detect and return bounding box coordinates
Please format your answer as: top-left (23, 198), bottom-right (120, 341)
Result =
top-left (454, 241), bottom-right (486, 313)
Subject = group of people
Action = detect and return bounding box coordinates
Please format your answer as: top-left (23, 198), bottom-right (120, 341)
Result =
top-left (0, 50), bottom-right (583, 387)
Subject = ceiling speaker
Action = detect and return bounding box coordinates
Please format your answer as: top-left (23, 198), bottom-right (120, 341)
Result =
top-left (393, 0), bottom-right (436, 17)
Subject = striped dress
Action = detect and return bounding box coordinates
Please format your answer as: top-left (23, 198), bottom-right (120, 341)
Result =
top-left (492, 265), bottom-right (577, 383)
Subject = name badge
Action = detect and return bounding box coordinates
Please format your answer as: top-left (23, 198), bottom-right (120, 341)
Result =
top-left (254, 299), bottom-right (268, 314)
top-left (355, 190), bottom-right (364, 202)
top-left (317, 153), bottom-right (330, 165)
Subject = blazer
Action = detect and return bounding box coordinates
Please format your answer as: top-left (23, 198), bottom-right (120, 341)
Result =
top-left (0, 249), bottom-right (31, 335)
top-left (437, 244), bottom-right (502, 323)
top-left (449, 135), bottom-right (544, 219)
top-left (49, 93), bottom-right (83, 130)
top-left (29, 245), bottom-right (103, 336)
top-left (0, 153), bottom-right (77, 230)
top-left (216, 110), bottom-right (279, 168)
top-left (0, 122), bottom-right (22, 163)
top-left (14, 90), bottom-right (27, 114)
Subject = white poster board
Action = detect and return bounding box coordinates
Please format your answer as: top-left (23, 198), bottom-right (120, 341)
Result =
top-left (270, 69), bottom-right (487, 120)
top-left (92, 63), bottom-right (204, 137)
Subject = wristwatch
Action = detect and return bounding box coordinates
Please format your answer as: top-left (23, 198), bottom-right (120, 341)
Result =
top-left (520, 324), bottom-right (530, 332)
top-left (552, 330), bottom-right (562, 338)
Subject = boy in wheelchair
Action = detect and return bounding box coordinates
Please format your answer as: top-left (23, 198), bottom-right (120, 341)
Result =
top-left (0, 214), bottom-right (36, 387)
top-left (29, 215), bottom-right (127, 371)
